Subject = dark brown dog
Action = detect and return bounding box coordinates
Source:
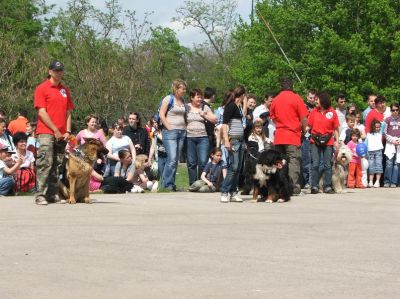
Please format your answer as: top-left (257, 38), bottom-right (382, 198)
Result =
top-left (59, 138), bottom-right (105, 204)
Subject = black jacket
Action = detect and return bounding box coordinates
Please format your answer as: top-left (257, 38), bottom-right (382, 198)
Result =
top-left (122, 126), bottom-right (150, 155)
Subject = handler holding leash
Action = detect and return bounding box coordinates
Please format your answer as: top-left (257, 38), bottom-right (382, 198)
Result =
top-left (34, 60), bottom-right (74, 205)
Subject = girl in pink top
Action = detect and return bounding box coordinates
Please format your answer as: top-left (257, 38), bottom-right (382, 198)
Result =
top-left (347, 129), bottom-right (363, 188)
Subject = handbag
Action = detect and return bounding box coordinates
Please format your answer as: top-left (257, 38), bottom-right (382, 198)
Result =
top-left (311, 134), bottom-right (332, 146)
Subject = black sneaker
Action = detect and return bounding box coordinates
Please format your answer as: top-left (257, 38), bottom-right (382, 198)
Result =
top-left (310, 187), bottom-right (319, 194)
top-left (324, 187), bottom-right (335, 194)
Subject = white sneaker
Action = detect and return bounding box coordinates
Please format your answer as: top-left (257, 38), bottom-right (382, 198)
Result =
top-left (374, 181), bottom-right (380, 188)
top-left (230, 192), bottom-right (243, 202)
top-left (220, 193), bottom-right (229, 203)
top-left (151, 181), bottom-right (158, 192)
top-left (368, 181), bottom-right (374, 188)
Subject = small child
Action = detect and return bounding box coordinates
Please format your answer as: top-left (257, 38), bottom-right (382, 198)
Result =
top-left (247, 120), bottom-right (273, 151)
top-left (366, 119), bottom-right (384, 187)
top-left (132, 154), bottom-right (158, 192)
top-left (339, 114), bottom-right (356, 145)
top-left (0, 144), bottom-right (23, 196)
top-left (346, 129), bottom-right (363, 188)
top-left (189, 148), bottom-right (226, 192)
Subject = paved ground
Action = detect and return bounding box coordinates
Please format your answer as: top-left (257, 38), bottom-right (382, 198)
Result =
top-left (0, 188), bottom-right (399, 299)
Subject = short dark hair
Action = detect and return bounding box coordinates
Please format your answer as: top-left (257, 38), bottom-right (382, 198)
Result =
top-left (336, 93), bottom-right (346, 102)
top-left (189, 88), bottom-right (203, 99)
top-left (374, 95), bottom-right (386, 105)
top-left (317, 92), bottom-right (331, 110)
top-left (128, 112), bottom-right (141, 127)
top-left (18, 109), bottom-right (28, 118)
top-left (204, 87), bottom-right (216, 99)
top-left (13, 131), bottom-right (28, 145)
top-left (247, 93), bottom-right (257, 101)
top-left (263, 93), bottom-right (274, 101)
top-left (390, 103), bottom-right (400, 110)
top-left (280, 78), bottom-right (293, 91)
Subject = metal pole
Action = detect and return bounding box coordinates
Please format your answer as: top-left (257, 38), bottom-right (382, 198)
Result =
top-left (256, 10), bottom-right (303, 84)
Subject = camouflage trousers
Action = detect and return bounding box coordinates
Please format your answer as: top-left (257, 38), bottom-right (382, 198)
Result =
top-left (35, 134), bottom-right (67, 199)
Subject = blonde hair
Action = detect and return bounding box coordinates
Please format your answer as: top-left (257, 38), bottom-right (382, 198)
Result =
top-left (171, 79), bottom-right (187, 94)
top-left (250, 120), bottom-right (267, 141)
top-left (135, 154), bottom-right (148, 169)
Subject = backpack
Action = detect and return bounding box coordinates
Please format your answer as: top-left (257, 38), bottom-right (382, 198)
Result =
top-left (154, 94), bottom-right (174, 128)
top-left (202, 101), bottom-right (216, 138)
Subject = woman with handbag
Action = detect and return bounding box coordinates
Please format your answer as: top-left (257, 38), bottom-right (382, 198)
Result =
top-left (307, 92), bottom-right (339, 194)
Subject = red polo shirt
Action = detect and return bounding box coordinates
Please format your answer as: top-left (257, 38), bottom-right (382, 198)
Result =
top-left (365, 109), bottom-right (384, 133)
top-left (34, 79), bottom-right (74, 135)
top-left (270, 90), bottom-right (308, 146)
top-left (308, 107), bottom-right (339, 146)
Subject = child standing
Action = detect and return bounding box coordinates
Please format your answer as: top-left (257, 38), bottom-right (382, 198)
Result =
top-left (188, 148), bottom-right (226, 192)
top-left (346, 129), bottom-right (363, 188)
top-left (366, 120), bottom-right (384, 187)
top-left (132, 154), bottom-right (158, 192)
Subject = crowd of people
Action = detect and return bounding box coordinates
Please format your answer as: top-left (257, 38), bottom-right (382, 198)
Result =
top-left (0, 60), bottom-right (399, 205)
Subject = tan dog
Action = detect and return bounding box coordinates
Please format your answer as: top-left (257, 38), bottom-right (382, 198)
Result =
top-left (59, 138), bottom-right (104, 204)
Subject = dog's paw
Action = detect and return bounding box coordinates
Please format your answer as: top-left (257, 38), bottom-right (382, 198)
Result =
top-left (68, 198), bottom-right (77, 204)
top-left (84, 197), bottom-right (92, 204)
top-left (277, 198), bottom-right (285, 203)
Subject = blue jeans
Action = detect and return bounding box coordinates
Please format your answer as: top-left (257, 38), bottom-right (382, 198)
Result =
top-left (384, 156), bottom-right (399, 185)
top-left (368, 150), bottom-right (383, 174)
top-left (157, 155), bottom-right (167, 180)
top-left (311, 144), bottom-right (334, 190)
top-left (0, 177), bottom-right (14, 196)
top-left (220, 139), bottom-right (244, 194)
top-left (301, 137), bottom-right (311, 186)
top-left (186, 136), bottom-right (210, 184)
top-left (162, 129), bottom-right (186, 189)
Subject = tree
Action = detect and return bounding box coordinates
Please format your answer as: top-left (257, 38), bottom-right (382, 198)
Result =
top-left (231, 0), bottom-right (400, 107)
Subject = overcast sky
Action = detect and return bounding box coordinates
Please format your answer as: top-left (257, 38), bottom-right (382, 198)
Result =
top-left (46, 0), bottom-right (252, 46)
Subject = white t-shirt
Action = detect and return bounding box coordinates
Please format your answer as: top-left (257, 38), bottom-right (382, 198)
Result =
top-left (107, 135), bottom-right (132, 155)
top-left (12, 150), bottom-right (35, 168)
top-left (0, 160), bottom-right (5, 179)
top-left (366, 133), bottom-right (383, 151)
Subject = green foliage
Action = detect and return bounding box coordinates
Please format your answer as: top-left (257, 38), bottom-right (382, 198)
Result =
top-left (231, 0), bottom-right (400, 108)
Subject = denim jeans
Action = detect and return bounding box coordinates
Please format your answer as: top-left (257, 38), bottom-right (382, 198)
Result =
top-left (157, 155), bottom-right (167, 180)
top-left (301, 137), bottom-right (311, 186)
top-left (311, 144), bottom-right (334, 190)
top-left (0, 177), bottom-right (14, 196)
top-left (186, 136), bottom-right (210, 184)
top-left (384, 156), bottom-right (399, 185)
top-left (220, 139), bottom-right (244, 194)
top-left (368, 150), bottom-right (383, 174)
top-left (161, 129), bottom-right (186, 189)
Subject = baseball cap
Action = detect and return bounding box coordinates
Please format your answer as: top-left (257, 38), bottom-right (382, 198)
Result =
top-left (49, 60), bottom-right (64, 71)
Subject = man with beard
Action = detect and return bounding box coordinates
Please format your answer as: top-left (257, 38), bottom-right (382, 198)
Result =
top-left (123, 112), bottom-right (150, 156)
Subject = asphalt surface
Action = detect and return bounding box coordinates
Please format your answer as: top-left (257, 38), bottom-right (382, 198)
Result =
top-left (0, 188), bottom-right (399, 299)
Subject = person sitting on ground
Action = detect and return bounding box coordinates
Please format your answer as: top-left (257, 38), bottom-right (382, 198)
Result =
top-left (0, 143), bottom-right (23, 196)
top-left (105, 122), bottom-right (136, 177)
top-left (11, 132), bottom-right (36, 193)
top-left (131, 154), bottom-right (158, 193)
top-left (189, 148), bottom-right (227, 192)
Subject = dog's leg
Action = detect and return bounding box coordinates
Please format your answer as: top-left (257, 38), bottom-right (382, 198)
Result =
top-left (68, 175), bottom-right (77, 204)
top-left (252, 186), bottom-right (259, 202)
top-left (83, 180), bottom-right (92, 204)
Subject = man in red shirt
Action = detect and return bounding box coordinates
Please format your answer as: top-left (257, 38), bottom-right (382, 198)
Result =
top-left (34, 60), bottom-right (74, 205)
top-left (365, 95), bottom-right (386, 133)
top-left (7, 109), bottom-right (29, 135)
top-left (270, 79), bottom-right (309, 195)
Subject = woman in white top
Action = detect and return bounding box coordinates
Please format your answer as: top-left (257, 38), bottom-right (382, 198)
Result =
top-left (158, 79), bottom-right (188, 191)
top-left (105, 123), bottom-right (136, 177)
top-left (186, 88), bottom-right (217, 185)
